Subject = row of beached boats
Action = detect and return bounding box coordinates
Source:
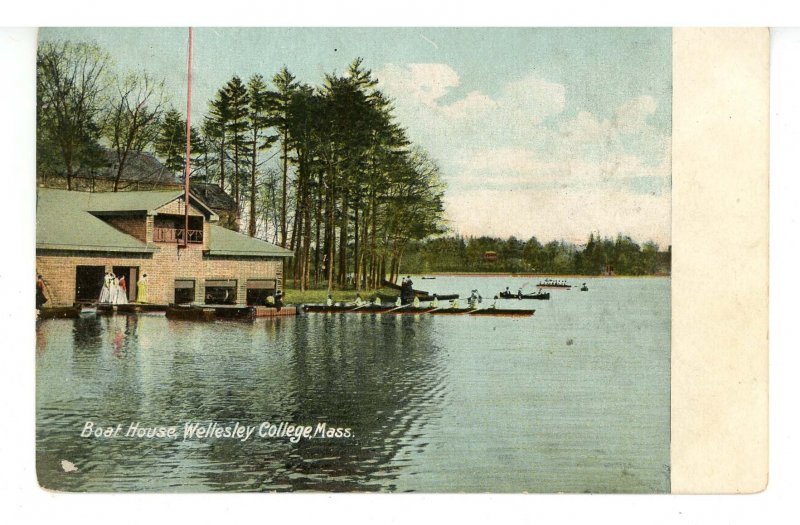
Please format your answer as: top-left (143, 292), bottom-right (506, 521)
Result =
top-left (303, 303), bottom-right (534, 317)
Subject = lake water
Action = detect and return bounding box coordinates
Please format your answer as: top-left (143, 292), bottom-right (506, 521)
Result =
top-left (36, 276), bottom-right (670, 493)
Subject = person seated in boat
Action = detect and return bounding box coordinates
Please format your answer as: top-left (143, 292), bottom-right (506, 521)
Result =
top-left (275, 290), bottom-right (284, 307)
top-left (431, 295), bottom-right (439, 308)
top-left (450, 298), bottom-right (460, 309)
top-left (395, 296), bottom-right (402, 307)
top-left (326, 294), bottom-right (333, 307)
top-left (266, 294), bottom-right (275, 306)
top-left (412, 296), bottom-right (420, 308)
top-left (354, 294), bottom-right (364, 307)
top-left (468, 296), bottom-right (478, 309)
top-left (372, 296), bottom-right (381, 306)
top-left (490, 299), bottom-right (498, 309)
top-left (517, 289), bottom-right (523, 299)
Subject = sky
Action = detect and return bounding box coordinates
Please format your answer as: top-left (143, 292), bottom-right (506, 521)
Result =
top-left (40, 27), bottom-right (672, 247)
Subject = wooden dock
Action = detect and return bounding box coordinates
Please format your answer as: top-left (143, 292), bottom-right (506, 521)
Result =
top-left (166, 304), bottom-right (299, 321)
top-left (95, 303), bottom-right (168, 315)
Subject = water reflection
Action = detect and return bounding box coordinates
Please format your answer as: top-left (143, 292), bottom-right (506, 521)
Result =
top-left (36, 278), bottom-right (671, 493)
top-left (38, 312), bottom-right (447, 492)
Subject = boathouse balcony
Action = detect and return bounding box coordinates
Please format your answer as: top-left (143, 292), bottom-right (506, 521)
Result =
top-left (153, 227), bottom-right (204, 244)
top-left (153, 214), bottom-right (205, 245)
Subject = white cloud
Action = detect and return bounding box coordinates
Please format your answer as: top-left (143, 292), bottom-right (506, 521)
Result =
top-left (446, 188), bottom-right (671, 247)
top-left (375, 63), bottom-right (671, 244)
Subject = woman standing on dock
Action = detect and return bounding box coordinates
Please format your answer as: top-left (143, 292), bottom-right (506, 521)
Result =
top-left (116, 276), bottom-right (128, 305)
top-left (99, 272), bottom-right (113, 303)
top-left (136, 274), bottom-right (148, 303)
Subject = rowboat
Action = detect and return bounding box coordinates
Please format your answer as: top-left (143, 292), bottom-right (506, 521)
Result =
top-left (428, 307), bottom-right (476, 315)
top-left (303, 304), bottom-right (359, 313)
top-left (386, 306), bottom-right (436, 314)
top-left (470, 308), bottom-right (535, 317)
top-left (536, 283), bottom-right (571, 289)
top-left (498, 291), bottom-right (550, 300)
top-left (37, 306), bottom-right (81, 319)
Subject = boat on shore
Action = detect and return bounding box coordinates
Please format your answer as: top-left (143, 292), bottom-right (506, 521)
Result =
top-left (470, 308), bottom-right (535, 317)
top-left (428, 307), bottom-right (476, 315)
top-left (386, 306), bottom-right (436, 314)
top-left (37, 306), bottom-right (81, 319)
top-left (498, 291), bottom-right (550, 300)
top-left (303, 304), bottom-right (359, 313)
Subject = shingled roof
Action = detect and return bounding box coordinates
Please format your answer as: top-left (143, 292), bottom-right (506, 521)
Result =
top-left (36, 188), bottom-right (292, 258)
top-left (206, 224), bottom-right (293, 257)
top-left (36, 188), bottom-right (157, 253)
top-left (75, 149), bottom-right (180, 187)
top-left (190, 182), bottom-right (237, 211)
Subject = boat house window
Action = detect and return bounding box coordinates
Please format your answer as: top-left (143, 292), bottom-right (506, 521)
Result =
top-left (205, 279), bottom-right (237, 305)
top-left (246, 279), bottom-right (276, 306)
top-left (174, 279), bottom-right (195, 304)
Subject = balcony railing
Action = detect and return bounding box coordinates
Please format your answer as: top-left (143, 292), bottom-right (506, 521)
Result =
top-left (154, 227), bottom-right (203, 244)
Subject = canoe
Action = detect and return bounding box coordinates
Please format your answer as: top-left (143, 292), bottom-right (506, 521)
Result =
top-left (351, 305), bottom-right (396, 314)
top-left (470, 308), bottom-right (535, 317)
top-left (303, 305), bottom-right (359, 313)
top-left (386, 306), bottom-right (436, 315)
top-left (428, 308), bottom-right (476, 315)
top-left (498, 291), bottom-right (550, 300)
top-left (416, 293), bottom-right (459, 302)
top-left (38, 306), bottom-right (81, 319)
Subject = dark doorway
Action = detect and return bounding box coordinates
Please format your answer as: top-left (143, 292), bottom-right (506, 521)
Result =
top-left (112, 266), bottom-right (139, 302)
top-left (75, 265), bottom-right (105, 303)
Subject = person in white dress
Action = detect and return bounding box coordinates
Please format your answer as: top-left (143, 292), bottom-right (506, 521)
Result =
top-left (115, 275), bottom-right (129, 305)
top-left (109, 274), bottom-right (120, 304)
top-left (98, 272), bottom-right (112, 303)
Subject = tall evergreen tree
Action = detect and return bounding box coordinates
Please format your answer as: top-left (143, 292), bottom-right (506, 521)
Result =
top-left (246, 74), bottom-right (277, 237)
top-left (270, 67), bottom-right (299, 248)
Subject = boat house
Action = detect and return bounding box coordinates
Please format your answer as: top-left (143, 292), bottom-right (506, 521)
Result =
top-left (36, 188), bottom-right (292, 307)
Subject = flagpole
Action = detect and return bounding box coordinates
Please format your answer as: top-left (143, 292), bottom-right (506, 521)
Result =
top-left (183, 27), bottom-right (193, 248)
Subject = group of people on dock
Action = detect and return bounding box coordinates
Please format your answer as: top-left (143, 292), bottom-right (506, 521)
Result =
top-left (99, 272), bottom-right (148, 304)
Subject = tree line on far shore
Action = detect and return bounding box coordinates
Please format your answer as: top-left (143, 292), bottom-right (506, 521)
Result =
top-left (401, 233), bottom-right (670, 276)
top-left (36, 39), bottom-right (446, 291)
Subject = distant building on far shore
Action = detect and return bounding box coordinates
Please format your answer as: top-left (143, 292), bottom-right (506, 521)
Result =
top-left (482, 251), bottom-right (498, 262)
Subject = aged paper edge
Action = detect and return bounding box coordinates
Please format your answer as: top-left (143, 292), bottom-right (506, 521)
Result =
top-left (671, 27), bottom-right (769, 494)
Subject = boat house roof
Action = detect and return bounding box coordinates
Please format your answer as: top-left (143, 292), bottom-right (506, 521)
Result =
top-left (36, 188), bottom-right (292, 258)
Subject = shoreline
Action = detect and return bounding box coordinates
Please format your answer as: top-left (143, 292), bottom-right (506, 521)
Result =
top-left (404, 272), bottom-right (671, 278)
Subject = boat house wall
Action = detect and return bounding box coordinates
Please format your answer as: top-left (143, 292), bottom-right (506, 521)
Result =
top-left (36, 189), bottom-right (290, 307)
